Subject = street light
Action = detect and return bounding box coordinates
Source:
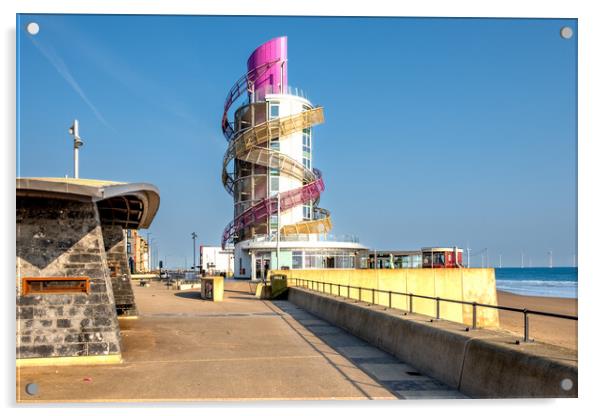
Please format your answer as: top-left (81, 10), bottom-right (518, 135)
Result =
top-left (146, 232), bottom-right (152, 272)
top-left (68, 119), bottom-right (84, 178)
top-left (191, 232), bottom-right (198, 272)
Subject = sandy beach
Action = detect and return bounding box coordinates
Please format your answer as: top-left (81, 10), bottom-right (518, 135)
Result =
top-left (497, 290), bottom-right (577, 351)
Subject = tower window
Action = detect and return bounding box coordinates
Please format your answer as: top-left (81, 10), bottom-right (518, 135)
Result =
top-left (269, 102), bottom-right (280, 119)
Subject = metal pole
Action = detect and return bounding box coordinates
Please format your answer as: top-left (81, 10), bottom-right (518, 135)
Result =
top-left (69, 119), bottom-right (84, 179)
top-left (436, 297), bottom-right (440, 320)
top-left (371, 288), bottom-right (375, 304)
top-left (409, 293), bottom-right (413, 313)
top-left (74, 133), bottom-right (79, 179)
top-left (388, 291), bottom-right (392, 308)
top-left (147, 232), bottom-right (152, 272)
top-left (191, 232), bottom-right (197, 272)
top-left (276, 193), bottom-right (281, 270)
top-left (523, 309), bottom-right (530, 342)
top-left (472, 302), bottom-right (477, 329)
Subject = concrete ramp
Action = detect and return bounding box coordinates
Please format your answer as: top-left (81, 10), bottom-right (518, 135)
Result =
top-left (288, 287), bottom-right (577, 398)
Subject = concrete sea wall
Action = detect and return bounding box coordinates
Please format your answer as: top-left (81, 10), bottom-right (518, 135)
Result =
top-left (288, 287), bottom-right (577, 398)
top-left (273, 268), bottom-right (499, 327)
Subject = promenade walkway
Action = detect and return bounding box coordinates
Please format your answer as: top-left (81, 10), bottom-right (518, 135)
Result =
top-left (17, 280), bottom-right (466, 402)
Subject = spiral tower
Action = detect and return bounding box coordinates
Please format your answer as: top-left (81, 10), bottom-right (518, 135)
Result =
top-left (221, 37), bottom-right (363, 279)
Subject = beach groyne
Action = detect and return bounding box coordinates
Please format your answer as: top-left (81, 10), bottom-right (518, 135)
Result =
top-left (288, 287), bottom-right (577, 398)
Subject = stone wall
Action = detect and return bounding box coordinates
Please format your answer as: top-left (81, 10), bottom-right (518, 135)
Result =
top-left (16, 196), bottom-right (122, 359)
top-left (101, 224), bottom-right (138, 316)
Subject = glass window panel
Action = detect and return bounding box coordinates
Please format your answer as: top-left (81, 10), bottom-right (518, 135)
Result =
top-left (270, 103), bottom-right (279, 119)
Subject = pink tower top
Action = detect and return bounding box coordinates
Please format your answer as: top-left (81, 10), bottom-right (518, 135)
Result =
top-left (246, 36), bottom-right (288, 101)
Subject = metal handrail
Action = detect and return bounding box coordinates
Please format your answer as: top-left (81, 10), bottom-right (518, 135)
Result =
top-left (289, 278), bottom-right (577, 343)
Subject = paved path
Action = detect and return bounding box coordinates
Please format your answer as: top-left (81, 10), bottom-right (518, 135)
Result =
top-left (17, 280), bottom-right (466, 402)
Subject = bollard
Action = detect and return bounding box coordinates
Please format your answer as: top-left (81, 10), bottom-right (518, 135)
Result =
top-left (472, 302), bottom-right (477, 329)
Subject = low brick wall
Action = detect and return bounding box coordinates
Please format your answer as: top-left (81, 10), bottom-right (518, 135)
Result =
top-left (288, 287), bottom-right (577, 398)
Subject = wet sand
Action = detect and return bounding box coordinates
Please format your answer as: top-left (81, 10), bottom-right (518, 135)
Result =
top-left (497, 290), bottom-right (577, 351)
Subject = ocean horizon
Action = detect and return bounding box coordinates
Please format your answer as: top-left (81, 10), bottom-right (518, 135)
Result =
top-left (495, 267), bottom-right (577, 299)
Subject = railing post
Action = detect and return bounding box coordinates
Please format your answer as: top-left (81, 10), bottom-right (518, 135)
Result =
top-left (338, 284), bottom-right (340, 297)
top-left (346, 285), bottom-right (349, 299)
top-left (359, 287), bottom-right (362, 302)
top-left (472, 302), bottom-right (477, 329)
top-left (436, 297), bottom-right (440, 320)
top-left (409, 293), bottom-right (413, 313)
top-left (523, 309), bottom-right (531, 342)
top-left (388, 291), bottom-right (392, 309)
top-left (371, 288), bottom-right (375, 305)
top-left (330, 282), bottom-right (332, 295)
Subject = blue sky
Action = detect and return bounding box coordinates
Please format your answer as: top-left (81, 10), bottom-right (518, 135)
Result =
top-left (16, 15), bottom-right (577, 267)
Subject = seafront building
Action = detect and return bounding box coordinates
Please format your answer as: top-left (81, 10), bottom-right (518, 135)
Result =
top-left (125, 229), bottom-right (150, 273)
top-left (16, 177), bottom-right (160, 364)
top-left (220, 37), bottom-right (364, 279)
top-left (199, 245), bottom-right (234, 276)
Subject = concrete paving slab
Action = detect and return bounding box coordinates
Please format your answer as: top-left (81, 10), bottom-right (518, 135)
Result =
top-left (336, 346), bottom-right (392, 359)
top-left (17, 280), bottom-right (466, 402)
top-left (360, 363), bottom-right (422, 381)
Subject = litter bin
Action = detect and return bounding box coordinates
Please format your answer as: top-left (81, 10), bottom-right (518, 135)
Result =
top-left (200, 276), bottom-right (224, 301)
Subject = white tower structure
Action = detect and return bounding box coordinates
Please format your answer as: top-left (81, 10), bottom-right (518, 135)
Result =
top-left (219, 37), bottom-right (364, 280)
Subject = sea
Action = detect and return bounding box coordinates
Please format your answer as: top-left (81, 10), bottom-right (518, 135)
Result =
top-left (495, 267), bottom-right (577, 299)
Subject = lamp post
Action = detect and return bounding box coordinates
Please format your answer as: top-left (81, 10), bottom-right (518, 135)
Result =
top-left (146, 232), bottom-right (152, 272)
top-left (191, 232), bottom-right (198, 272)
top-left (149, 238), bottom-right (156, 271)
top-left (276, 193), bottom-right (281, 271)
top-left (68, 119), bottom-right (84, 178)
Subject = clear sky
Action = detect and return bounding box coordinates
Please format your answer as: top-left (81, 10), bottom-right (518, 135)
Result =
top-left (16, 15), bottom-right (577, 268)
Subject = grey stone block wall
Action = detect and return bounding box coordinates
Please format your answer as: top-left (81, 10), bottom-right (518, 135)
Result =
top-left (101, 224), bottom-right (138, 316)
top-left (16, 197), bottom-right (122, 359)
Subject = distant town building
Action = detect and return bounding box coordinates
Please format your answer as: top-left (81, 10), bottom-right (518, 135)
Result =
top-left (125, 229), bottom-right (149, 273)
top-left (199, 245), bottom-right (234, 276)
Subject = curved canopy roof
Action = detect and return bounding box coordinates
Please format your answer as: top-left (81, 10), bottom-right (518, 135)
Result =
top-left (16, 177), bottom-right (160, 229)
